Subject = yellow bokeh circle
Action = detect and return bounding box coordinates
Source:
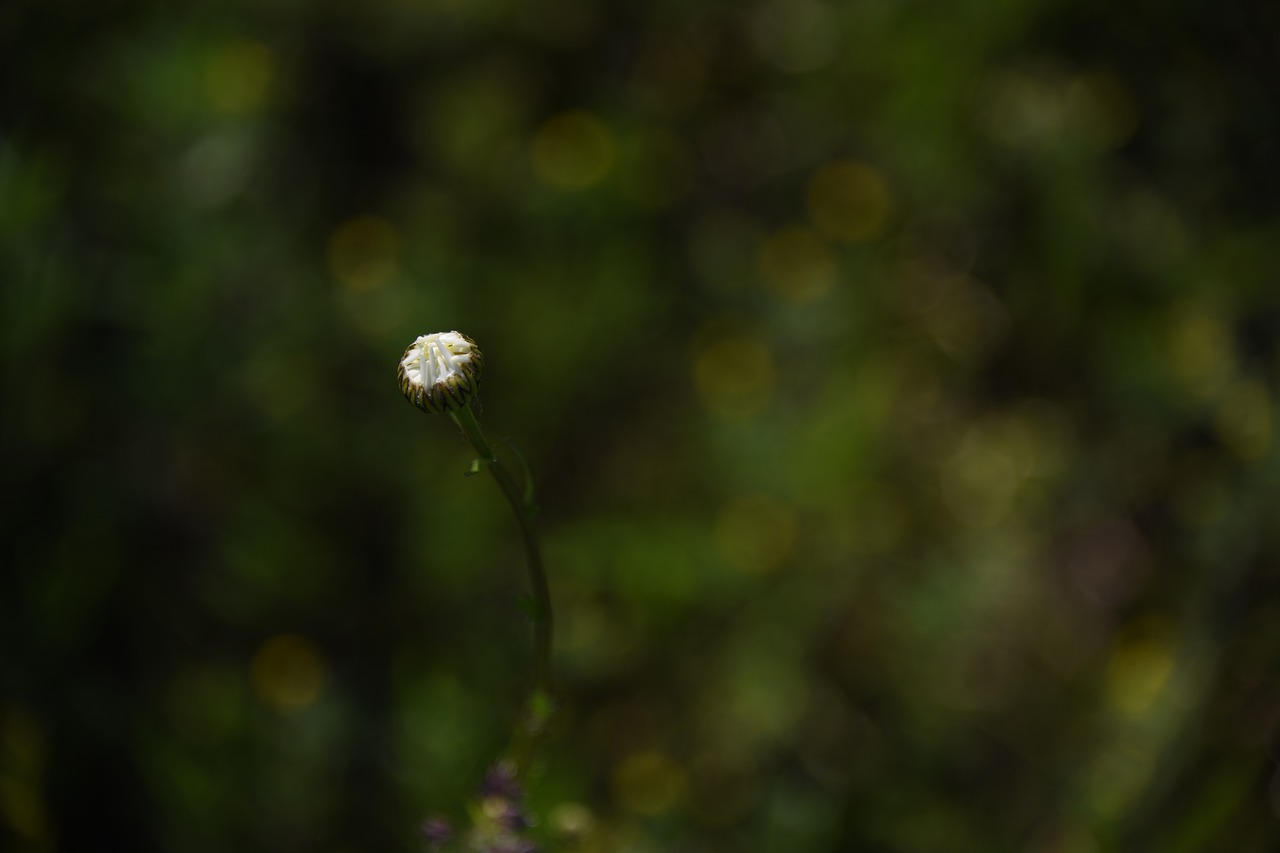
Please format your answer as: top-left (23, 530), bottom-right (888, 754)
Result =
top-left (250, 634), bottom-right (328, 712)
top-left (531, 111), bottom-right (616, 190)
top-left (806, 159), bottom-right (891, 242)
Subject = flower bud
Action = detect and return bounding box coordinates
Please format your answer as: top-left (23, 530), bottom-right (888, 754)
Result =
top-left (397, 331), bottom-right (484, 414)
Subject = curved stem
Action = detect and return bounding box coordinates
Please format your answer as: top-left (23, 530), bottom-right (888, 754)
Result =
top-left (450, 403), bottom-right (553, 775)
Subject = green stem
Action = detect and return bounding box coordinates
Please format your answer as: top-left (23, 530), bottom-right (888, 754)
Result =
top-left (449, 402), bottom-right (553, 775)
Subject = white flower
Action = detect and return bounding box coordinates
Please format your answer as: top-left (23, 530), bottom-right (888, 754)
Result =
top-left (397, 331), bottom-right (484, 413)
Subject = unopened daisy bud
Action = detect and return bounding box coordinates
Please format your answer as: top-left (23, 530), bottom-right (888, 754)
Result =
top-left (398, 331), bottom-right (484, 414)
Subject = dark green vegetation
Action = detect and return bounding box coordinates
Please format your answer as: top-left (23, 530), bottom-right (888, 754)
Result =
top-left (4, 0), bottom-right (1280, 850)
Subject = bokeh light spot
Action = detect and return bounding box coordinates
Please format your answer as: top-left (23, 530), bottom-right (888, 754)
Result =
top-left (547, 801), bottom-right (596, 844)
top-left (531, 111), bottom-right (615, 190)
top-left (242, 352), bottom-right (315, 423)
top-left (0, 775), bottom-right (50, 844)
top-left (688, 210), bottom-right (764, 291)
top-left (699, 107), bottom-right (789, 189)
top-left (806, 160), bottom-right (891, 243)
top-left (1, 706), bottom-right (49, 844)
top-left (1106, 634), bottom-right (1174, 718)
top-left (250, 634), bottom-right (328, 712)
top-left (206, 39), bottom-right (274, 115)
top-left (514, 0), bottom-right (600, 49)
top-left (931, 283), bottom-right (1006, 360)
top-left (178, 131), bottom-right (254, 209)
top-left (713, 493), bottom-right (797, 573)
top-left (425, 60), bottom-right (534, 177)
top-left (166, 665), bottom-right (246, 746)
top-left (702, 648), bottom-right (810, 755)
top-left (611, 750), bottom-right (687, 815)
top-left (1026, 822), bottom-right (1102, 853)
top-left (981, 71), bottom-right (1069, 152)
top-left (1215, 378), bottom-right (1271, 461)
top-left (1114, 191), bottom-right (1190, 273)
top-left (326, 215), bottom-right (401, 291)
top-left (941, 419), bottom-right (1022, 527)
top-left (751, 0), bottom-right (841, 74)
top-left (824, 493), bottom-right (907, 557)
top-left (1170, 450), bottom-right (1230, 528)
top-left (688, 752), bottom-right (761, 826)
top-left (756, 226), bottom-right (838, 302)
top-left (693, 334), bottom-right (776, 417)
top-left (630, 36), bottom-right (708, 115)
top-left (1060, 518), bottom-right (1151, 611)
top-left (2, 706), bottom-right (44, 775)
top-left (1166, 306), bottom-right (1234, 399)
top-left (616, 130), bottom-right (695, 210)
top-left (1082, 738), bottom-right (1161, 823)
top-left (1066, 71), bottom-right (1138, 151)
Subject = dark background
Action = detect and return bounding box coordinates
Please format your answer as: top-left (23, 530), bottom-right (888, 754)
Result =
top-left (4, 0), bottom-right (1280, 850)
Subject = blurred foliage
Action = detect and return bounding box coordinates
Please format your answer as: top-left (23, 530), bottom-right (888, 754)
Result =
top-left (4, 0), bottom-right (1280, 850)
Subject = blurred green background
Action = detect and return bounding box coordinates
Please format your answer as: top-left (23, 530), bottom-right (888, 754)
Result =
top-left (4, 0), bottom-right (1280, 850)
